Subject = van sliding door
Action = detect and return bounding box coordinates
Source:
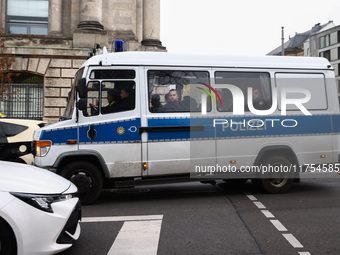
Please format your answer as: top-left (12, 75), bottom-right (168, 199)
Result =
top-left (143, 68), bottom-right (216, 177)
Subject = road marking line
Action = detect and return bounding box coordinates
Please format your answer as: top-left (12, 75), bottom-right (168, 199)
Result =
top-left (108, 220), bottom-right (162, 255)
top-left (270, 220), bottom-right (288, 231)
top-left (246, 194), bottom-right (257, 201)
top-left (253, 201), bottom-right (266, 209)
top-left (246, 193), bottom-right (309, 253)
top-left (261, 210), bottom-right (275, 218)
top-left (82, 215), bottom-right (163, 222)
top-left (282, 234), bottom-right (304, 248)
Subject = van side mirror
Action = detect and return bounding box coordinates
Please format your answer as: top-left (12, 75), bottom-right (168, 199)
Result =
top-left (76, 78), bottom-right (87, 99)
top-left (76, 98), bottom-right (87, 111)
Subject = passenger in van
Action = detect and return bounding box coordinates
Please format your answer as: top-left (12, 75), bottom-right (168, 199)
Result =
top-left (164, 93), bottom-right (170, 104)
top-left (150, 94), bottom-right (163, 112)
top-left (219, 89), bottom-right (233, 112)
top-left (90, 88), bottom-right (120, 115)
top-left (100, 88), bottom-right (120, 114)
top-left (163, 89), bottom-right (184, 111)
top-left (251, 88), bottom-right (268, 110)
top-left (183, 96), bottom-right (198, 111)
top-left (116, 87), bottom-right (135, 111)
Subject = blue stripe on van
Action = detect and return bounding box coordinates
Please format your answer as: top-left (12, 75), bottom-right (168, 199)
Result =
top-left (148, 117), bottom-right (215, 141)
top-left (214, 115), bottom-right (332, 138)
top-left (78, 118), bottom-right (142, 144)
top-left (41, 115), bottom-right (340, 145)
top-left (40, 127), bottom-right (77, 144)
top-left (148, 114), bottom-right (338, 141)
top-left (331, 114), bottom-right (340, 133)
top-left (41, 119), bottom-right (142, 145)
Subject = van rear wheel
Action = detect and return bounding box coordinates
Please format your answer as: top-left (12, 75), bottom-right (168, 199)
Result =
top-left (253, 155), bottom-right (294, 193)
top-left (60, 161), bottom-right (103, 205)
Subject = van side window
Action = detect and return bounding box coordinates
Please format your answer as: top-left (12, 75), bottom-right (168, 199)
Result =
top-left (84, 70), bottom-right (136, 117)
top-left (147, 70), bottom-right (211, 113)
top-left (275, 73), bottom-right (327, 111)
top-left (86, 81), bottom-right (100, 116)
top-left (100, 81), bottom-right (135, 114)
top-left (215, 72), bottom-right (271, 112)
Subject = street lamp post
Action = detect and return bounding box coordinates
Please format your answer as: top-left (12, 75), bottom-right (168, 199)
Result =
top-left (281, 27), bottom-right (285, 56)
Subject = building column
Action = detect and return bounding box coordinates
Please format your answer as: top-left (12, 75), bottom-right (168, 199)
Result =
top-left (77, 0), bottom-right (104, 31)
top-left (48, 0), bottom-right (62, 34)
top-left (142, 0), bottom-right (162, 47)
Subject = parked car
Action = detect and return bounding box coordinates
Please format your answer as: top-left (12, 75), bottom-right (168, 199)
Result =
top-left (0, 161), bottom-right (81, 255)
top-left (0, 118), bottom-right (46, 164)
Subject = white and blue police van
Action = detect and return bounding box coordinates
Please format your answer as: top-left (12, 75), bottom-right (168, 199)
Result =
top-left (33, 44), bottom-right (340, 204)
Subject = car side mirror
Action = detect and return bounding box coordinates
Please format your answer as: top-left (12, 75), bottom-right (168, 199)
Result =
top-left (76, 78), bottom-right (87, 99)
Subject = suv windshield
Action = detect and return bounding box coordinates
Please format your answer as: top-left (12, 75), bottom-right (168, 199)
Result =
top-left (62, 68), bottom-right (84, 120)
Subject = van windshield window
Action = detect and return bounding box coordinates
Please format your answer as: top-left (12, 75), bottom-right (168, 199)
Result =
top-left (147, 70), bottom-right (211, 113)
top-left (62, 68), bottom-right (84, 120)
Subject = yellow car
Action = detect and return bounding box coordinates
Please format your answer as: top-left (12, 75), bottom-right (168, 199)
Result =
top-left (0, 119), bottom-right (46, 164)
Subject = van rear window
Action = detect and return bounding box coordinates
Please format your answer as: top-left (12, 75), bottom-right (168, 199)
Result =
top-left (275, 73), bottom-right (327, 111)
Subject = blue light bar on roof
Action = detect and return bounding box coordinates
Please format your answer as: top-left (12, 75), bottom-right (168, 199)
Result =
top-left (115, 40), bottom-right (124, 52)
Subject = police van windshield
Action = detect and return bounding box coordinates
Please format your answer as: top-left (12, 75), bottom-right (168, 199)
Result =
top-left (62, 68), bottom-right (84, 120)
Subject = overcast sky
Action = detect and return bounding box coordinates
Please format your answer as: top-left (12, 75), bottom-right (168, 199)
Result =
top-left (160, 0), bottom-right (340, 56)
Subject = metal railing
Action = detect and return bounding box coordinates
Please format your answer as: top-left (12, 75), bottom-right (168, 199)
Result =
top-left (1, 73), bottom-right (43, 120)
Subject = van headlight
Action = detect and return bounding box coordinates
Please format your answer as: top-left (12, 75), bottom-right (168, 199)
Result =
top-left (11, 192), bottom-right (76, 213)
top-left (34, 141), bottom-right (51, 157)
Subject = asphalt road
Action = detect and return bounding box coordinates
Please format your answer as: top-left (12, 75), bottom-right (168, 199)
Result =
top-left (60, 176), bottom-right (340, 255)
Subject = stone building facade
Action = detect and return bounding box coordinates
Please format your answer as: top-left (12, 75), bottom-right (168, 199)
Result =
top-left (0, 0), bottom-right (165, 123)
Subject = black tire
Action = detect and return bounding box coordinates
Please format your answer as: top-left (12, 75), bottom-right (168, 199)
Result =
top-left (60, 161), bottom-right (103, 205)
top-left (253, 155), bottom-right (294, 194)
top-left (0, 219), bottom-right (16, 255)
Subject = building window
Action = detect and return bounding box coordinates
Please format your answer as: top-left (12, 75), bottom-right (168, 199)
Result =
top-left (1, 73), bottom-right (44, 120)
top-left (320, 34), bottom-right (330, 49)
top-left (326, 34), bottom-right (330, 47)
top-left (319, 50), bottom-right (331, 61)
top-left (338, 31), bottom-right (340, 43)
top-left (6, 0), bottom-right (49, 35)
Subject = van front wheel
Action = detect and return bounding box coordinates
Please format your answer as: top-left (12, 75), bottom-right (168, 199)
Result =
top-left (60, 161), bottom-right (103, 205)
top-left (254, 155), bottom-right (294, 193)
